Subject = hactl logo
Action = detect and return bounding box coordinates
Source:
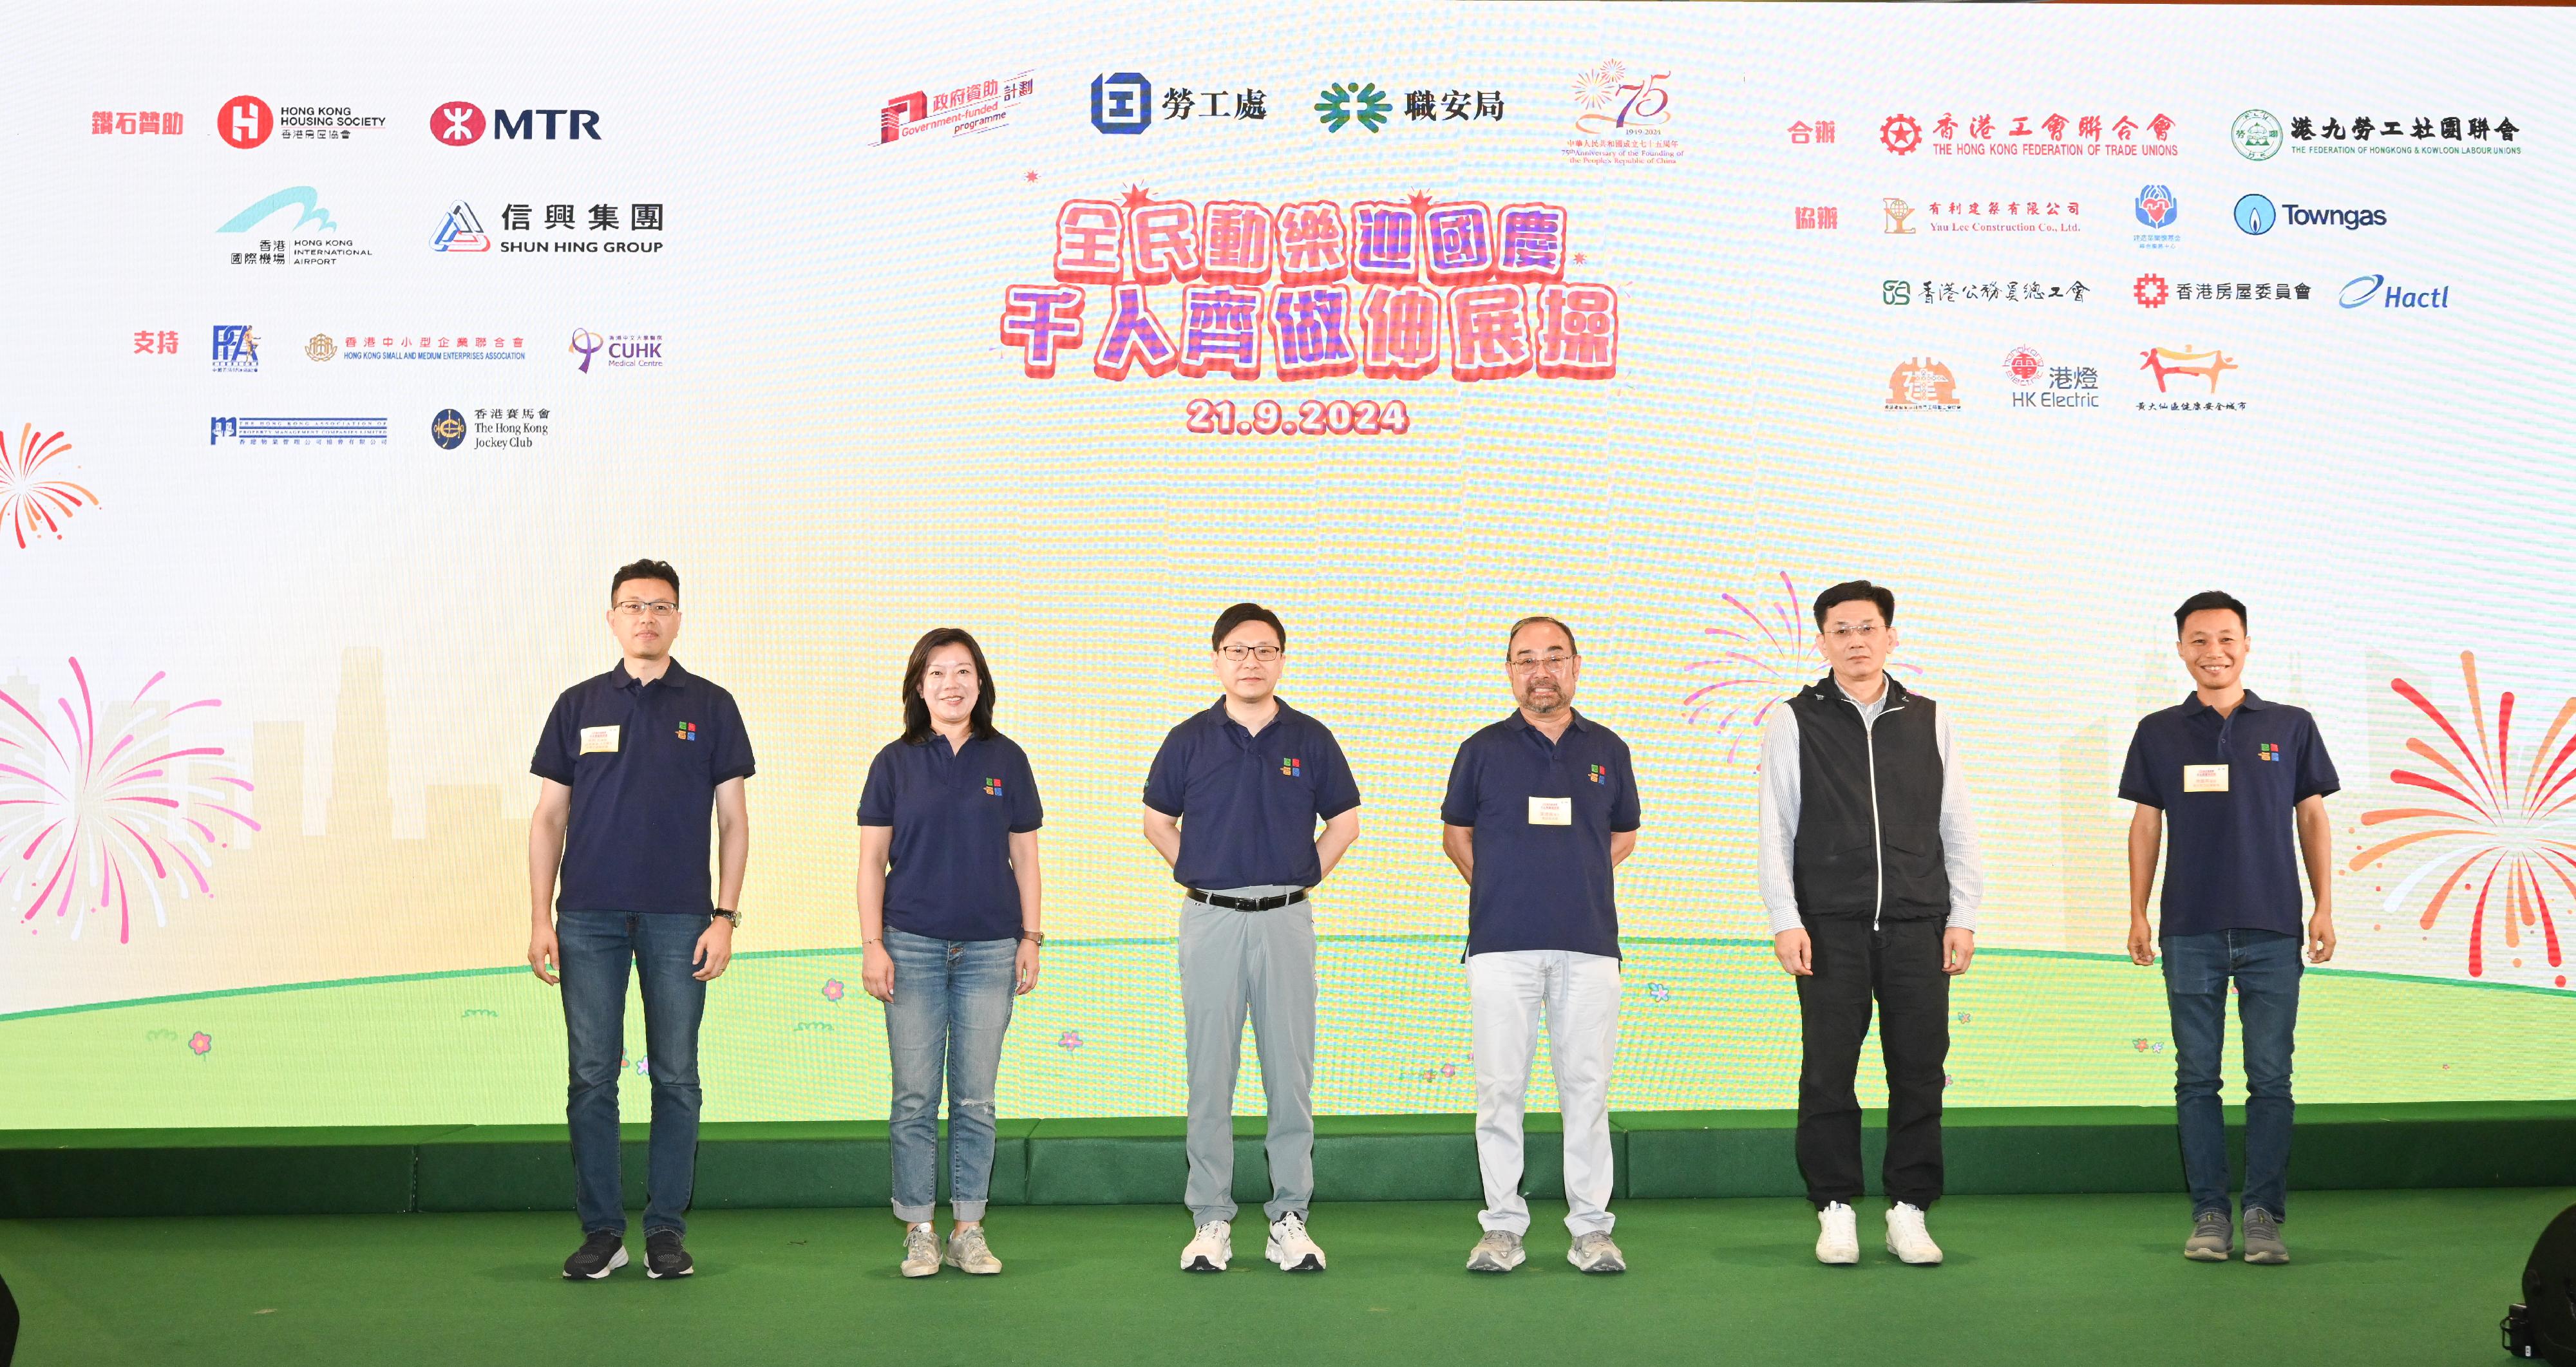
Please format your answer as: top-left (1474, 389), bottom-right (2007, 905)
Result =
top-left (2339, 274), bottom-right (2450, 309)
top-left (429, 102), bottom-right (600, 143)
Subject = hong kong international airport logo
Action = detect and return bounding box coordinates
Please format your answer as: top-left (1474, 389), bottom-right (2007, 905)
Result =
top-left (1884, 357), bottom-right (1959, 410)
top-left (1092, 73), bottom-right (1151, 134)
top-left (216, 187), bottom-right (371, 267)
top-left (1314, 81), bottom-right (1392, 133)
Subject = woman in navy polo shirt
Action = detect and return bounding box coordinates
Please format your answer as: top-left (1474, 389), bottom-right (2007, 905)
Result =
top-left (857, 628), bottom-right (1045, 1278)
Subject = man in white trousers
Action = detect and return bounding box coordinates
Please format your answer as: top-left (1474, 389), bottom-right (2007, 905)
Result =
top-left (1440, 616), bottom-right (1642, 1275)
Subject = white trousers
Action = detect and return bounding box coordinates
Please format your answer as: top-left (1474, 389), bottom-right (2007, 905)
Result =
top-left (1466, 948), bottom-right (1620, 1237)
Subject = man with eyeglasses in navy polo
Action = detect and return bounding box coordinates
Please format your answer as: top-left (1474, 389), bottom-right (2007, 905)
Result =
top-left (1443, 616), bottom-right (1640, 1277)
top-left (527, 558), bottom-right (755, 1281)
top-left (1144, 603), bottom-right (1361, 1275)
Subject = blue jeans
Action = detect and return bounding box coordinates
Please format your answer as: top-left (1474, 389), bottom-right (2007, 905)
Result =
top-left (2163, 929), bottom-right (2302, 1219)
top-left (884, 929), bottom-right (1018, 1221)
top-left (558, 910), bottom-right (708, 1236)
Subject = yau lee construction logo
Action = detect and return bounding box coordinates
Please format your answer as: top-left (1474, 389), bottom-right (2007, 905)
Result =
top-left (881, 71), bottom-right (1036, 146)
top-left (1565, 60), bottom-right (1682, 166)
top-left (428, 102), bottom-right (601, 144)
top-left (570, 330), bottom-right (665, 371)
top-left (216, 187), bottom-right (371, 267)
top-left (208, 417), bottom-right (388, 446)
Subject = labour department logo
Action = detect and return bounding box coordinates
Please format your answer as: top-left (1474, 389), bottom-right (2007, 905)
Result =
top-left (675, 721), bottom-right (697, 741)
top-left (1091, 73), bottom-right (1151, 135)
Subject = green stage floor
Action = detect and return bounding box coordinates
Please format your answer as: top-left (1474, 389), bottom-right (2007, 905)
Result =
top-left (3, 1189), bottom-right (2563, 1366)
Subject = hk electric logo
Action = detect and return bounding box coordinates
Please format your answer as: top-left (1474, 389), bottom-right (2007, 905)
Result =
top-left (429, 103), bottom-right (600, 143)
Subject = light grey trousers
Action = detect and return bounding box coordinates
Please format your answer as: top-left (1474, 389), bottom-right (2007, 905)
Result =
top-left (1179, 886), bottom-right (1316, 1225)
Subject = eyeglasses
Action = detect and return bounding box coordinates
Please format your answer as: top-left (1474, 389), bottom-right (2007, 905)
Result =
top-left (1508, 651), bottom-right (1575, 671)
top-left (1218, 645), bottom-right (1283, 663)
top-left (1823, 623), bottom-right (1881, 641)
top-left (614, 601), bottom-right (679, 618)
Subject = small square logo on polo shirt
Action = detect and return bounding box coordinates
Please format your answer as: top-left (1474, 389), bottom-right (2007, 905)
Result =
top-left (983, 777), bottom-right (1005, 796)
top-left (1280, 757), bottom-right (1302, 777)
top-left (1587, 764), bottom-right (1607, 784)
top-left (674, 721), bottom-right (697, 741)
top-left (2256, 742), bottom-right (2280, 762)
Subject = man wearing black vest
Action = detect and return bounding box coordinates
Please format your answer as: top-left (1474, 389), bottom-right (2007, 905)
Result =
top-left (1757, 580), bottom-right (1982, 1266)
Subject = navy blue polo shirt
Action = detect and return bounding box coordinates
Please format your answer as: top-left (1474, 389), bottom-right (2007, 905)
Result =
top-left (531, 659), bottom-right (755, 916)
top-left (1142, 699), bottom-right (1361, 889)
top-left (2119, 690), bottom-right (2338, 938)
top-left (1440, 710), bottom-right (1641, 959)
top-left (857, 730), bottom-right (1043, 942)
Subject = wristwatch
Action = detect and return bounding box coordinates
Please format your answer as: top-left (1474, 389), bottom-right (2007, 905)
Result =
top-left (1019, 930), bottom-right (1046, 946)
top-left (711, 909), bottom-right (740, 928)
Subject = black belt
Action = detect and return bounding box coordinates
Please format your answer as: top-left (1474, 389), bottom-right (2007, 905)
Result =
top-left (1186, 889), bottom-right (1308, 911)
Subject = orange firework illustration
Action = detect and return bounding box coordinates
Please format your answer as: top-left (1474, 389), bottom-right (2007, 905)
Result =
top-left (0, 423), bottom-right (95, 549)
top-left (2350, 652), bottom-right (2570, 978)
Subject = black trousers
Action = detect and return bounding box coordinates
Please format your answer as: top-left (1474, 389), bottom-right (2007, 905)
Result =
top-left (1794, 917), bottom-right (1950, 1209)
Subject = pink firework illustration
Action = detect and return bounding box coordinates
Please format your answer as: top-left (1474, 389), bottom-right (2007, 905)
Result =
top-left (2349, 652), bottom-right (2570, 978)
top-left (1683, 571), bottom-right (1921, 761)
top-left (1, 424), bottom-right (96, 549)
top-left (0, 659), bottom-right (254, 943)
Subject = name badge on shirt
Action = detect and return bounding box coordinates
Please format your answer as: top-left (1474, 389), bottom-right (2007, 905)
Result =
top-left (1528, 796), bottom-right (1573, 826)
top-left (580, 725), bottom-right (621, 755)
top-left (2183, 763), bottom-right (2230, 793)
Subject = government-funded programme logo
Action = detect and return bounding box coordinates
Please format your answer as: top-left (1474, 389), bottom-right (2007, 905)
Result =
top-left (91, 108), bottom-right (182, 136)
top-left (2231, 109), bottom-right (2284, 160)
top-left (430, 408), bottom-right (466, 450)
top-left (1889, 109), bottom-right (2172, 156)
top-left (305, 334), bottom-right (336, 362)
top-left (1091, 73), bottom-right (1151, 134)
top-left (427, 102), bottom-right (600, 143)
top-left (218, 187), bottom-right (370, 266)
top-left (1569, 60), bottom-right (1677, 166)
top-left (2339, 274), bottom-right (2451, 309)
top-left (2279, 113), bottom-right (2519, 154)
top-left (1315, 82), bottom-right (1392, 133)
top-left (328, 333), bottom-right (529, 362)
top-left (209, 325), bottom-right (258, 373)
top-left (207, 417), bottom-right (389, 446)
top-left (1885, 357), bottom-right (1959, 410)
top-left (432, 201), bottom-right (491, 252)
top-left (2234, 193), bottom-right (2277, 234)
top-left (2005, 348), bottom-right (2100, 409)
top-left (2131, 183), bottom-right (2179, 248)
top-left (1913, 197), bottom-right (2083, 232)
top-left (879, 71), bottom-right (1035, 146)
top-left (571, 329), bottom-right (663, 370)
top-left (2139, 344), bottom-right (2239, 394)
top-left (218, 95), bottom-right (273, 148)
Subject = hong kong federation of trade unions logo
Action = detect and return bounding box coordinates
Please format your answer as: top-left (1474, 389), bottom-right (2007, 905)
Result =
top-left (1092, 73), bottom-right (1151, 135)
top-left (430, 408), bottom-right (466, 449)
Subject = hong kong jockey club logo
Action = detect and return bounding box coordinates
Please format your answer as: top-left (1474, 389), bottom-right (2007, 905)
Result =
top-left (430, 408), bottom-right (466, 449)
top-left (676, 722), bottom-right (696, 741)
top-left (1885, 357), bottom-right (1959, 410)
top-left (1281, 757), bottom-right (1302, 777)
top-left (983, 776), bottom-right (1004, 795)
top-left (1880, 113), bottom-right (1923, 154)
top-left (2134, 185), bottom-right (2176, 229)
top-left (2134, 272), bottom-right (2168, 307)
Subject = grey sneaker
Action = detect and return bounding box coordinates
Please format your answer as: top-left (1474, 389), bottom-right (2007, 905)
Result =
top-left (1465, 1229), bottom-right (1526, 1274)
top-left (943, 1225), bottom-right (1002, 1275)
top-left (2242, 1207), bottom-right (2288, 1265)
top-left (1567, 1230), bottom-right (1627, 1274)
top-left (2184, 1209), bottom-right (2232, 1261)
top-left (899, 1222), bottom-right (941, 1278)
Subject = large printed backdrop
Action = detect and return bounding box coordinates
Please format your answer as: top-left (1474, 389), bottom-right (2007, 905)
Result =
top-left (5, 3), bottom-right (2573, 1126)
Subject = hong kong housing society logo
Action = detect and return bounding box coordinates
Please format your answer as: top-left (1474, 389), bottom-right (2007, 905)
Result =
top-left (2235, 193), bottom-right (2277, 234)
top-left (1314, 81), bottom-right (1390, 133)
top-left (430, 408), bottom-right (466, 449)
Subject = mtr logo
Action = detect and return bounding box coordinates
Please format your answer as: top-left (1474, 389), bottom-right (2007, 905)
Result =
top-left (430, 102), bottom-right (601, 144)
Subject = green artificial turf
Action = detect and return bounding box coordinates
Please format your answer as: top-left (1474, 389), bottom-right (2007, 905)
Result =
top-left (2, 1189), bottom-right (2563, 1366)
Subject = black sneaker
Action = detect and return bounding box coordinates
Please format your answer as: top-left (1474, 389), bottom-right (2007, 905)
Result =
top-left (563, 1230), bottom-right (627, 1279)
top-left (645, 1229), bottom-right (694, 1279)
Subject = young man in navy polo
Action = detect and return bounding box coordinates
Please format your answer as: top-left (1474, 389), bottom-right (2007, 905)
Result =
top-left (1143, 603), bottom-right (1361, 1274)
top-left (1757, 580), bottom-right (1982, 1268)
top-left (527, 558), bottom-right (755, 1281)
top-left (1442, 616), bottom-right (1640, 1276)
top-left (2123, 590), bottom-right (2337, 1265)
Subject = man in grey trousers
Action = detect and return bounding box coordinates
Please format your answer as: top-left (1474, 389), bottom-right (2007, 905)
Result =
top-left (1142, 603), bottom-right (1363, 1273)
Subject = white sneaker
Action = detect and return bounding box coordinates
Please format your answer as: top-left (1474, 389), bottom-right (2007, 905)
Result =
top-left (1815, 1202), bottom-right (1859, 1265)
top-left (1180, 1220), bottom-right (1232, 1272)
top-left (1265, 1211), bottom-right (1326, 1271)
top-left (1465, 1229), bottom-right (1526, 1274)
top-left (899, 1222), bottom-right (940, 1278)
top-left (943, 1225), bottom-right (1002, 1275)
top-left (1885, 1202), bottom-right (1944, 1265)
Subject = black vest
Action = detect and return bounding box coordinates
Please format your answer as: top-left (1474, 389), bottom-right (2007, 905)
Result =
top-left (1786, 675), bottom-right (1951, 923)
